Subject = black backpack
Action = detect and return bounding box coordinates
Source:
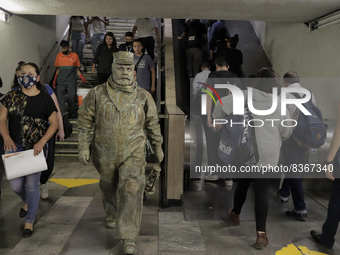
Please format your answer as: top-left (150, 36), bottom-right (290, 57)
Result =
top-left (291, 93), bottom-right (327, 148)
top-left (218, 95), bottom-right (259, 166)
top-left (214, 39), bottom-right (228, 58)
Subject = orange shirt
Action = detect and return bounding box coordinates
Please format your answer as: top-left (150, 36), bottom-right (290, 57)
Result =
top-left (54, 51), bottom-right (80, 85)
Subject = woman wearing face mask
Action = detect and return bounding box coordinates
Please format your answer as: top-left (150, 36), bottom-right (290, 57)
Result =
top-left (0, 62), bottom-right (58, 238)
top-left (12, 61), bottom-right (65, 200)
top-left (92, 32), bottom-right (118, 84)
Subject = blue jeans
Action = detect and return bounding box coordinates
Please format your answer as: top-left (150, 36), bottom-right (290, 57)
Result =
top-left (10, 172), bottom-right (41, 223)
top-left (7, 143), bottom-right (42, 223)
top-left (71, 31), bottom-right (86, 64)
top-left (279, 136), bottom-right (309, 213)
top-left (91, 33), bottom-right (105, 55)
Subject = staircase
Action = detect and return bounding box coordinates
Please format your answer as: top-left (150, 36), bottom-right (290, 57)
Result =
top-left (55, 17), bottom-right (136, 157)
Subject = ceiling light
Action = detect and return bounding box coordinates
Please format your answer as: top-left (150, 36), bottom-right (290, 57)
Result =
top-left (309, 10), bottom-right (340, 31)
top-left (0, 9), bottom-right (9, 24)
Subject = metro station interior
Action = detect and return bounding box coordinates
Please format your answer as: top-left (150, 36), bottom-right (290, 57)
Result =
top-left (1, 0), bottom-right (340, 254)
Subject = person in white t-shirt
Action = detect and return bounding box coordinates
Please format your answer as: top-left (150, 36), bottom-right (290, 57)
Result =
top-left (132, 18), bottom-right (161, 60)
top-left (87, 16), bottom-right (109, 55)
top-left (192, 59), bottom-right (211, 100)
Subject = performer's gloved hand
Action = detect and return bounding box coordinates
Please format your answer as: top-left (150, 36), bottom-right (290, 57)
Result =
top-left (52, 74), bottom-right (58, 89)
top-left (155, 147), bottom-right (164, 163)
top-left (79, 74), bottom-right (87, 84)
top-left (79, 150), bottom-right (90, 165)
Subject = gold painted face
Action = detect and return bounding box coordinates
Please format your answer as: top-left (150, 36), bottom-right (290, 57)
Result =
top-left (112, 63), bottom-right (135, 86)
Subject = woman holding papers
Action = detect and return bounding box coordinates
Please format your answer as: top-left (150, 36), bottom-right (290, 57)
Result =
top-left (12, 61), bottom-right (65, 200)
top-left (0, 62), bottom-right (58, 238)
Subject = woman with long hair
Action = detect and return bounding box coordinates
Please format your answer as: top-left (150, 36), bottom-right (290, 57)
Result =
top-left (0, 62), bottom-right (58, 237)
top-left (12, 61), bottom-right (65, 199)
top-left (92, 32), bottom-right (118, 84)
top-left (213, 67), bottom-right (292, 249)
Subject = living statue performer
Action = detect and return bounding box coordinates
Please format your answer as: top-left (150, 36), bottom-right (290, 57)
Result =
top-left (77, 51), bottom-right (163, 255)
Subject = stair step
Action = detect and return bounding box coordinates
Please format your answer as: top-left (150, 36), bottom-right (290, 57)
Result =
top-left (56, 141), bottom-right (78, 145)
top-left (108, 21), bottom-right (135, 25)
top-left (107, 28), bottom-right (134, 32)
top-left (55, 154), bottom-right (78, 157)
top-left (55, 147), bottom-right (78, 152)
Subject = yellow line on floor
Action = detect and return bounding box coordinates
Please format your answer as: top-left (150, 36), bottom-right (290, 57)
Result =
top-left (275, 244), bottom-right (328, 255)
top-left (49, 178), bottom-right (99, 188)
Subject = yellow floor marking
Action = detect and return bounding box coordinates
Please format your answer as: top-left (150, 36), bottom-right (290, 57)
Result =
top-left (275, 244), bottom-right (302, 255)
top-left (298, 246), bottom-right (328, 255)
top-left (275, 244), bottom-right (328, 255)
top-left (49, 178), bottom-right (99, 188)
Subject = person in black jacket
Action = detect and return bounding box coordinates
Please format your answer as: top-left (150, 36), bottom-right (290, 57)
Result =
top-left (209, 27), bottom-right (229, 62)
top-left (225, 34), bottom-right (244, 78)
top-left (92, 32), bottom-right (118, 84)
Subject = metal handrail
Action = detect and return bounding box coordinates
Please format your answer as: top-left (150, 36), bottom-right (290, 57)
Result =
top-left (156, 18), bottom-right (163, 113)
top-left (40, 24), bottom-right (70, 83)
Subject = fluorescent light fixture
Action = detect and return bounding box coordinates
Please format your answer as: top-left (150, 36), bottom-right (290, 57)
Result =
top-left (309, 10), bottom-right (340, 31)
top-left (0, 9), bottom-right (9, 24)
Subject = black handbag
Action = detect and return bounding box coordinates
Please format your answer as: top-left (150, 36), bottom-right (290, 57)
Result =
top-left (62, 113), bottom-right (73, 139)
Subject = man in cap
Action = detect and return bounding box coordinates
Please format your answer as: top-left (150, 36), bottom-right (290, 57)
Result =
top-left (77, 51), bottom-right (163, 254)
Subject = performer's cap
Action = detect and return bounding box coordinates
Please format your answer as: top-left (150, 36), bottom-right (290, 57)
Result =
top-left (113, 51), bottom-right (134, 65)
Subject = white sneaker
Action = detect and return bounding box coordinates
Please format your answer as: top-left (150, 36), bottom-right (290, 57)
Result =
top-left (205, 174), bottom-right (219, 181)
top-left (40, 184), bottom-right (49, 199)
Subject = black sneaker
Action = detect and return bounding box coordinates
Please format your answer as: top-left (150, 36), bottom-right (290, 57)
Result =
top-left (310, 230), bottom-right (333, 249)
top-left (277, 190), bottom-right (288, 204)
top-left (285, 210), bottom-right (307, 221)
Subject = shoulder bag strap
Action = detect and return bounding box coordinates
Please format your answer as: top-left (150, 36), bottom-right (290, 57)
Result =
top-left (291, 91), bottom-right (311, 102)
top-left (245, 93), bottom-right (259, 165)
top-left (19, 91), bottom-right (27, 147)
top-left (135, 53), bottom-right (145, 72)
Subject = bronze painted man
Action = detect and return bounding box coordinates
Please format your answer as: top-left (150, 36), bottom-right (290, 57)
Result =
top-left (77, 51), bottom-right (163, 254)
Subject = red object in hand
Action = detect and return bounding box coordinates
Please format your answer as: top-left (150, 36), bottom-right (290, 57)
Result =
top-left (79, 74), bottom-right (87, 84)
top-left (52, 74), bottom-right (58, 89)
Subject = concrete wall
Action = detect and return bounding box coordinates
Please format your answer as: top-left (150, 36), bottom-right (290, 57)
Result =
top-left (252, 21), bottom-right (340, 120)
top-left (56, 15), bottom-right (70, 41)
top-left (0, 14), bottom-right (56, 92)
top-left (250, 21), bottom-right (266, 47)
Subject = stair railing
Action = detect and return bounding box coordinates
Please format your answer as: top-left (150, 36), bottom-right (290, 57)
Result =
top-left (156, 18), bottom-right (163, 113)
top-left (40, 24), bottom-right (70, 84)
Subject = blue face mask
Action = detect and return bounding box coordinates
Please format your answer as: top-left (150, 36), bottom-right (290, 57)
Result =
top-left (18, 74), bottom-right (37, 88)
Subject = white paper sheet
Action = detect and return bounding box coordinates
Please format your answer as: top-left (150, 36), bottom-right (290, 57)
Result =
top-left (2, 149), bottom-right (47, 180)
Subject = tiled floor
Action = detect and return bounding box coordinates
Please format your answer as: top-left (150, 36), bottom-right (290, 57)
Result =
top-left (0, 158), bottom-right (339, 255)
